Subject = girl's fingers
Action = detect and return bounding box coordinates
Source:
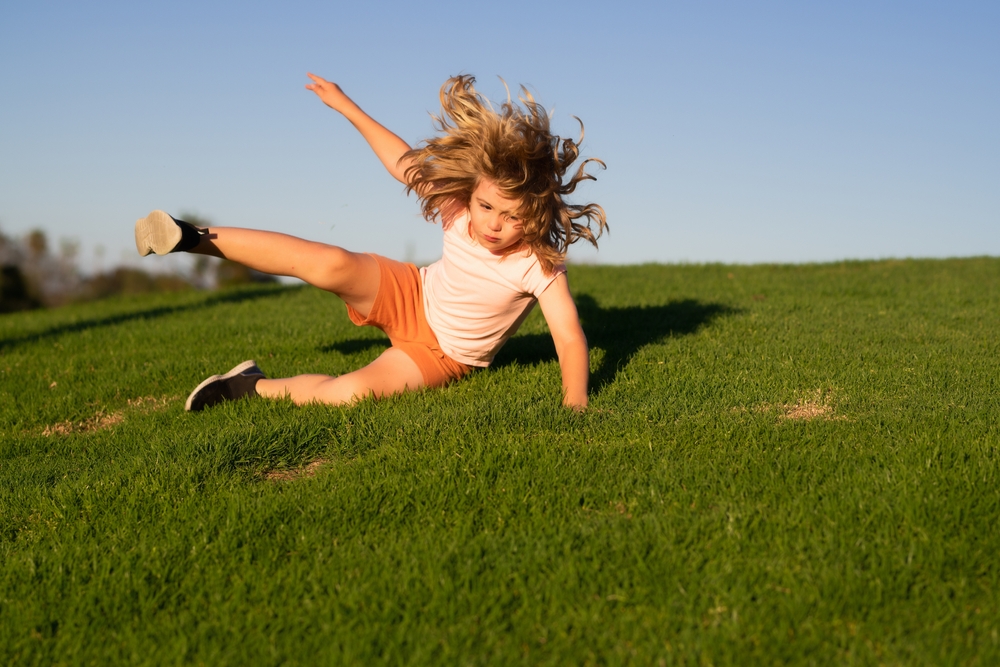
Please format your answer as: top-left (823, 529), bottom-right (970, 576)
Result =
top-left (306, 73), bottom-right (336, 94)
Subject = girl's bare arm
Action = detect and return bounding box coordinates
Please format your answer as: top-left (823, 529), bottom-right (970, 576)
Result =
top-left (305, 73), bottom-right (414, 184)
top-left (537, 274), bottom-right (589, 411)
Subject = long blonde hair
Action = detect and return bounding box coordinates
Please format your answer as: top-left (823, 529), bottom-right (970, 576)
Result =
top-left (403, 75), bottom-right (607, 274)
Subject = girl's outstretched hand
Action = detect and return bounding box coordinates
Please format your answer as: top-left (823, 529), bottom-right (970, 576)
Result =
top-left (304, 71), bottom-right (413, 183)
top-left (305, 73), bottom-right (354, 113)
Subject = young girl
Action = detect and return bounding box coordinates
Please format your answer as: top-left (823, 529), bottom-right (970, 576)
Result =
top-left (134, 73), bottom-right (607, 412)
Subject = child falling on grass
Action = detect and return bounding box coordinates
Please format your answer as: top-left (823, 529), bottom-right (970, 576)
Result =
top-left (134, 73), bottom-right (607, 412)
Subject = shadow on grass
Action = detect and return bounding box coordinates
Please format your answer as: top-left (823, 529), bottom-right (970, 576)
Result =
top-left (322, 294), bottom-right (737, 395)
top-left (320, 338), bottom-right (390, 356)
top-left (0, 285), bottom-right (299, 352)
top-left (493, 294), bottom-right (737, 394)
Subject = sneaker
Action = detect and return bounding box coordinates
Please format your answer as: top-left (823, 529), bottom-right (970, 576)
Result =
top-left (185, 360), bottom-right (267, 412)
top-left (135, 210), bottom-right (206, 256)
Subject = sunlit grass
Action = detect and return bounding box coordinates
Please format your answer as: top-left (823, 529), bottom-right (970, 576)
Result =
top-left (2, 258), bottom-right (998, 665)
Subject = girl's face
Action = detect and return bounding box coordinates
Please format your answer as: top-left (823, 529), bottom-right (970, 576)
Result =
top-left (468, 179), bottom-right (526, 254)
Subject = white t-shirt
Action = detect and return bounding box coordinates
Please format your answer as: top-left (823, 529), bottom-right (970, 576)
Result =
top-left (420, 214), bottom-right (566, 367)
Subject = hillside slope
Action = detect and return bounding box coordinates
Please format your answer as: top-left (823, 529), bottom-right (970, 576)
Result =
top-left (2, 259), bottom-right (998, 665)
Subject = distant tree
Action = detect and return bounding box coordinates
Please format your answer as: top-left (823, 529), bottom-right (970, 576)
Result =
top-left (0, 213), bottom-right (277, 313)
top-left (16, 229), bottom-right (83, 307)
top-left (26, 229), bottom-right (47, 258)
top-left (1, 264), bottom-right (41, 313)
top-left (191, 255), bottom-right (213, 289)
top-left (0, 226), bottom-right (39, 313)
top-left (81, 267), bottom-right (193, 300)
top-left (215, 260), bottom-right (278, 288)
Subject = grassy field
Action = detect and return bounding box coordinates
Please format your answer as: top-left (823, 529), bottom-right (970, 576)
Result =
top-left (2, 258), bottom-right (998, 665)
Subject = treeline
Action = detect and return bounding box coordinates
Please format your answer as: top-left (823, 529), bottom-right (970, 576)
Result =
top-left (1, 216), bottom-right (275, 314)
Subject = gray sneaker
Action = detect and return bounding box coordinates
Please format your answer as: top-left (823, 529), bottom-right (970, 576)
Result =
top-left (185, 360), bottom-right (267, 412)
top-left (135, 210), bottom-right (206, 256)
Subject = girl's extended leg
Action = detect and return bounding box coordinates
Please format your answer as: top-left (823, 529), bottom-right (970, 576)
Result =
top-left (256, 348), bottom-right (425, 405)
top-left (191, 227), bottom-right (381, 318)
top-left (188, 227), bottom-right (425, 405)
top-left (144, 218), bottom-right (431, 409)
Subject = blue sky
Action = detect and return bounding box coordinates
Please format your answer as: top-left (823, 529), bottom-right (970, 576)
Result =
top-left (1, 1), bottom-right (997, 271)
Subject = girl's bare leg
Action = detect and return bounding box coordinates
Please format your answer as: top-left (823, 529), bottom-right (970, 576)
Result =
top-left (186, 227), bottom-right (425, 405)
top-left (256, 348), bottom-right (425, 405)
top-left (190, 227), bottom-right (381, 317)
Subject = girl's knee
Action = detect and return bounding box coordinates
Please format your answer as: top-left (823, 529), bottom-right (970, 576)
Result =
top-left (314, 374), bottom-right (374, 405)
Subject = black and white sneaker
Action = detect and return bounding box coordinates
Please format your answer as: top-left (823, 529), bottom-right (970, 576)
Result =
top-left (135, 210), bottom-right (207, 256)
top-left (185, 360), bottom-right (267, 412)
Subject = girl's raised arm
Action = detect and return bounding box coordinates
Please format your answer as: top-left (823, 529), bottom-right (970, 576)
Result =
top-left (306, 73), bottom-right (415, 185)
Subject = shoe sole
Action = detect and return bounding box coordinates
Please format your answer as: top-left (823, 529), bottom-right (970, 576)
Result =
top-left (135, 210), bottom-right (182, 256)
top-left (185, 360), bottom-right (263, 412)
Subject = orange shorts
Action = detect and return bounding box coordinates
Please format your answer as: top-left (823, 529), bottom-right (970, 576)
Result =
top-left (345, 254), bottom-right (473, 388)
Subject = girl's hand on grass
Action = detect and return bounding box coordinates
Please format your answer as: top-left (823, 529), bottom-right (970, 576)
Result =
top-left (537, 274), bottom-right (590, 414)
top-left (305, 73), bottom-right (354, 114)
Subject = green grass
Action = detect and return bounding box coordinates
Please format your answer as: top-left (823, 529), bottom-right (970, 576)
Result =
top-left (2, 258), bottom-right (998, 665)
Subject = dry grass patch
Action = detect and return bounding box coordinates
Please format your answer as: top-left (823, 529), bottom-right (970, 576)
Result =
top-left (42, 411), bottom-right (125, 437)
top-left (265, 459), bottom-right (329, 482)
top-left (41, 395), bottom-right (178, 437)
top-left (734, 389), bottom-right (846, 422)
top-left (775, 389), bottom-right (844, 421)
top-left (779, 397), bottom-right (833, 421)
top-left (125, 395), bottom-right (175, 411)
